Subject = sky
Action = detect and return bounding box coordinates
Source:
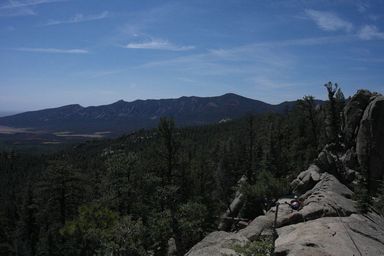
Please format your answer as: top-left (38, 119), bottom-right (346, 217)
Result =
top-left (1, 0), bottom-right (384, 111)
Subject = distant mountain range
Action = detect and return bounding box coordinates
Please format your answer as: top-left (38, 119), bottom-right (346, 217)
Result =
top-left (0, 111), bottom-right (20, 117)
top-left (0, 93), bottom-right (300, 136)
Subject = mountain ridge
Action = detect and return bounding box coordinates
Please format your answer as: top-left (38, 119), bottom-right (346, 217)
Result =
top-left (0, 93), bottom-right (302, 135)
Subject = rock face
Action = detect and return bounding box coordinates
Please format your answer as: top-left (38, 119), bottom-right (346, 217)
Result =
top-left (186, 172), bottom-right (371, 256)
top-left (356, 95), bottom-right (384, 187)
top-left (185, 90), bottom-right (384, 256)
top-left (185, 231), bottom-right (248, 256)
top-left (275, 213), bottom-right (384, 256)
top-left (343, 90), bottom-right (372, 146)
top-left (290, 165), bottom-right (321, 194)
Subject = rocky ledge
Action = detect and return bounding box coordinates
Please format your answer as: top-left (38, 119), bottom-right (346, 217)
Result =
top-left (186, 90), bottom-right (384, 256)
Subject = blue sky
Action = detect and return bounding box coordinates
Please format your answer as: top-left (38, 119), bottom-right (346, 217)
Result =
top-left (1, 0), bottom-right (384, 111)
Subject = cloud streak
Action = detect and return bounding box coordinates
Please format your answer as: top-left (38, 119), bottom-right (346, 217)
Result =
top-left (305, 9), bottom-right (353, 32)
top-left (13, 47), bottom-right (89, 54)
top-left (0, 0), bottom-right (64, 9)
top-left (124, 38), bottom-right (194, 51)
top-left (304, 9), bottom-right (384, 42)
top-left (44, 11), bottom-right (109, 26)
top-left (0, 7), bottom-right (36, 16)
top-left (0, 0), bottom-right (66, 17)
top-left (358, 25), bottom-right (384, 40)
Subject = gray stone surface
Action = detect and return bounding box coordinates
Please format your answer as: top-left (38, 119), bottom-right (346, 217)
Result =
top-left (186, 173), bottom-right (359, 255)
top-left (243, 173), bottom-right (356, 241)
top-left (343, 89), bottom-right (372, 146)
top-left (356, 95), bottom-right (384, 186)
top-left (299, 173), bottom-right (356, 220)
top-left (185, 231), bottom-right (248, 256)
top-left (275, 214), bottom-right (384, 256)
top-left (314, 148), bottom-right (338, 175)
top-left (167, 238), bottom-right (177, 256)
top-left (291, 164), bottom-right (321, 194)
top-left (340, 148), bottom-right (358, 170)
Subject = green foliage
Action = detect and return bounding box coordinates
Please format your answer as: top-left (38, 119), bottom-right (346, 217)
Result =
top-left (60, 203), bottom-right (119, 255)
top-left (147, 210), bottom-right (173, 255)
top-left (104, 152), bottom-right (138, 214)
top-left (36, 160), bottom-right (89, 226)
top-left (232, 237), bottom-right (273, 256)
top-left (240, 170), bottom-right (289, 218)
top-left (176, 202), bottom-right (208, 250)
top-left (102, 216), bottom-right (148, 256)
top-left (324, 81), bottom-right (345, 146)
top-left (61, 204), bottom-right (118, 236)
top-left (60, 204), bottom-right (148, 256)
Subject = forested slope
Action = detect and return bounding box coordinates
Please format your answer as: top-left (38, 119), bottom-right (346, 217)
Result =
top-left (1, 85), bottom-right (383, 256)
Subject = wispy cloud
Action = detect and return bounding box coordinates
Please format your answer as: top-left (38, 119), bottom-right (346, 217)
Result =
top-left (44, 11), bottom-right (109, 26)
top-left (358, 25), bottom-right (384, 40)
top-left (356, 0), bottom-right (370, 13)
top-left (246, 35), bottom-right (355, 48)
top-left (0, 0), bottom-right (64, 9)
top-left (305, 9), bottom-right (353, 32)
top-left (0, 0), bottom-right (66, 17)
top-left (0, 7), bottom-right (36, 16)
top-left (140, 41), bottom-right (294, 76)
top-left (13, 47), bottom-right (89, 54)
top-left (124, 38), bottom-right (194, 51)
top-left (138, 34), bottom-right (358, 88)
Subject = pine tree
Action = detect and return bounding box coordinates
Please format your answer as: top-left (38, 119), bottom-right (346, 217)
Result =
top-left (17, 182), bottom-right (39, 256)
top-left (35, 160), bottom-right (89, 255)
top-left (324, 82), bottom-right (344, 148)
top-left (104, 152), bottom-right (138, 215)
top-left (299, 95), bottom-right (319, 148)
top-left (157, 117), bottom-right (184, 256)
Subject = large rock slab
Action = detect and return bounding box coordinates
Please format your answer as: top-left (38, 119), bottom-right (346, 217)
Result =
top-left (356, 95), bottom-right (384, 187)
top-left (291, 164), bottom-right (321, 194)
top-left (238, 172), bottom-right (355, 241)
top-left (275, 213), bottom-right (384, 256)
top-left (186, 172), bottom-right (382, 256)
top-left (299, 173), bottom-right (356, 220)
top-left (185, 231), bottom-right (248, 256)
top-left (343, 89), bottom-right (372, 146)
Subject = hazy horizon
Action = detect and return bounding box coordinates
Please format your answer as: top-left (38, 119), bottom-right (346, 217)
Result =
top-left (1, 0), bottom-right (384, 110)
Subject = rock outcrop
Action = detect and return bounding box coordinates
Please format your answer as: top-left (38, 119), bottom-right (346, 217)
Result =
top-left (356, 95), bottom-right (384, 187)
top-left (187, 175), bottom-right (384, 256)
top-left (186, 90), bottom-right (384, 256)
top-left (342, 89), bottom-right (372, 146)
top-left (276, 213), bottom-right (384, 256)
top-left (185, 232), bottom-right (248, 256)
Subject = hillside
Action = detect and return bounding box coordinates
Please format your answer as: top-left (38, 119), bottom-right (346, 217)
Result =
top-left (0, 92), bottom-right (324, 256)
top-left (0, 93), bottom-right (296, 135)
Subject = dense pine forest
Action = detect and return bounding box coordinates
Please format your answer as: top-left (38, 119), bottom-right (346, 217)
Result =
top-left (1, 84), bottom-right (382, 256)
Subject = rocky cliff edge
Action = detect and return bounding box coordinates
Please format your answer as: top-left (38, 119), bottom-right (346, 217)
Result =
top-left (186, 90), bottom-right (384, 256)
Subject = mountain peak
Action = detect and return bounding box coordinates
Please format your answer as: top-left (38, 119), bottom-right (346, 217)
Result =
top-left (222, 93), bottom-right (240, 97)
top-left (112, 99), bottom-right (126, 104)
